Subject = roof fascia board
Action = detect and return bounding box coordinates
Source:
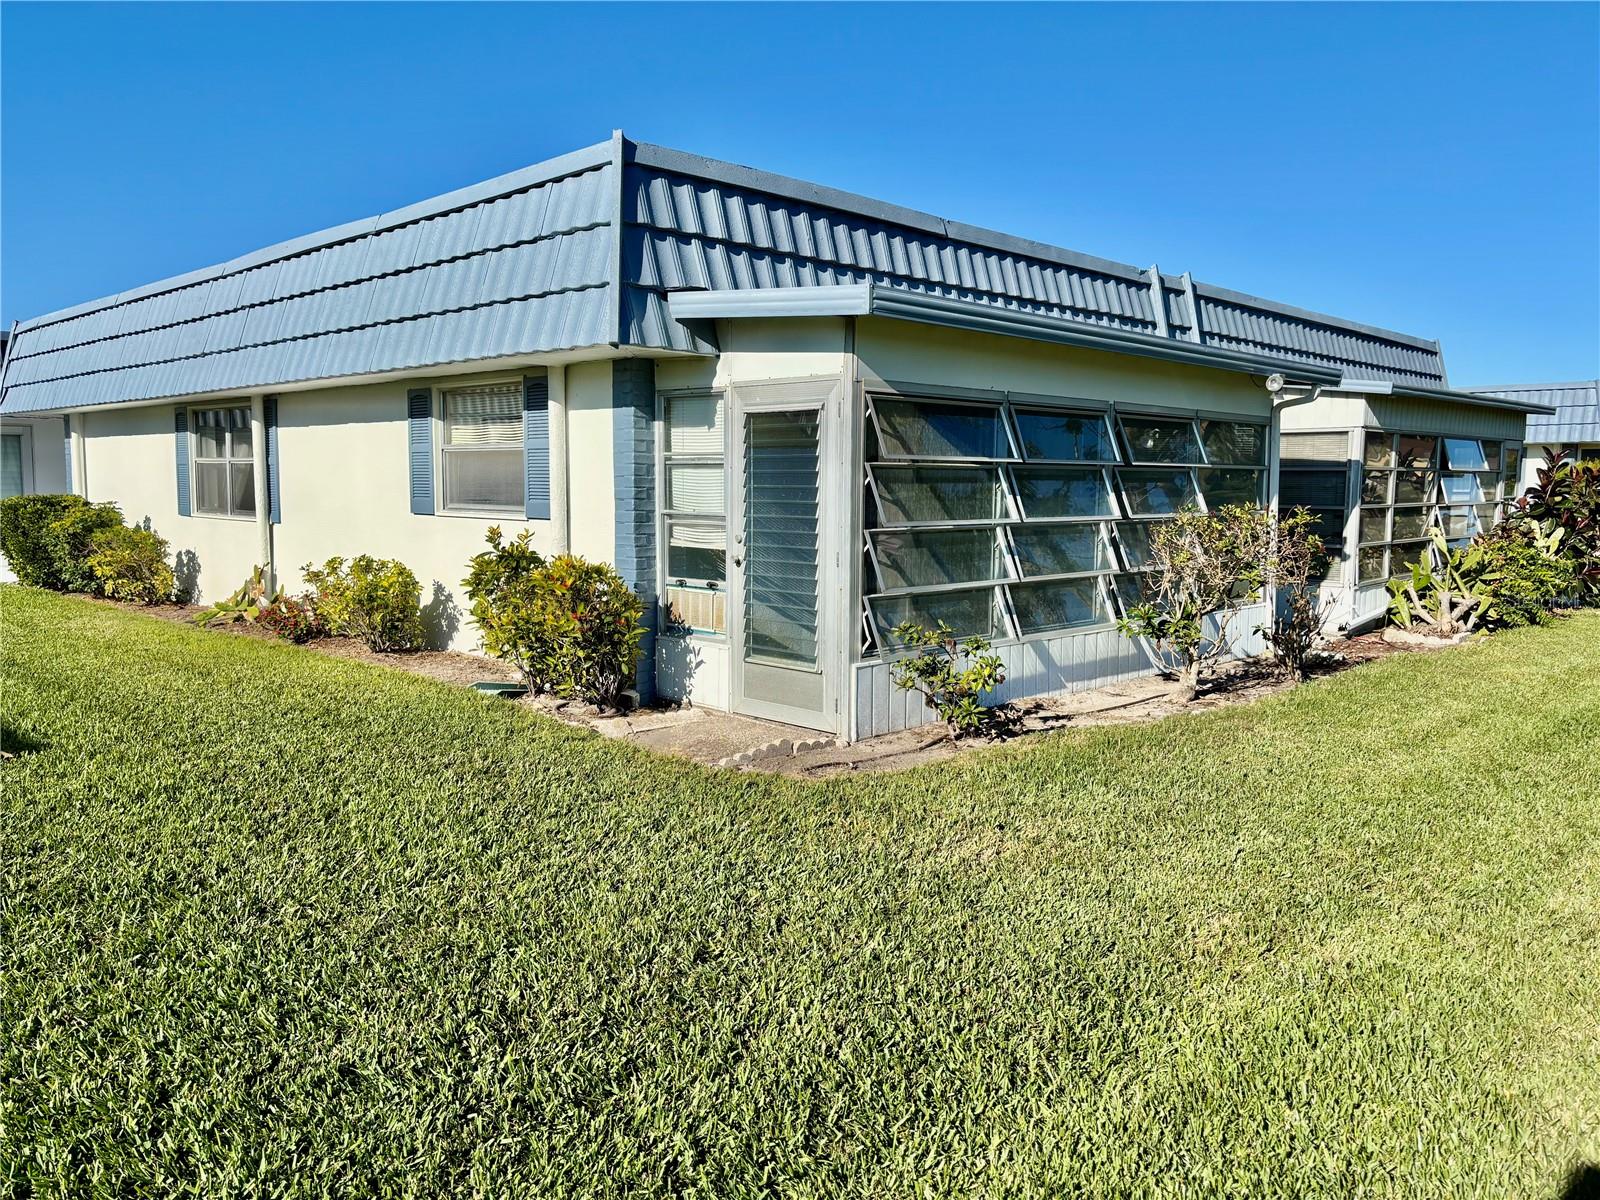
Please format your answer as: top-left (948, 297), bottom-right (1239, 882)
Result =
top-left (628, 141), bottom-right (1152, 287)
top-left (863, 288), bottom-right (1343, 384)
top-left (1465, 380), bottom-right (1599, 393)
top-left (15, 139), bottom-right (616, 335)
top-left (1191, 280), bottom-right (1441, 352)
top-left (1388, 384), bottom-right (1555, 415)
top-left (668, 285), bottom-right (874, 321)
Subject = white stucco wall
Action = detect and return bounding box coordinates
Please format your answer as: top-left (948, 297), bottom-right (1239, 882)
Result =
top-left (73, 361), bottom-right (618, 652)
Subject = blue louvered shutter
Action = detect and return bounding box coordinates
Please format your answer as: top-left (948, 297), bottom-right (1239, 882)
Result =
top-left (174, 408), bottom-right (191, 516)
top-left (407, 387), bottom-right (434, 515)
top-left (62, 416), bottom-right (74, 494)
top-left (264, 395), bottom-right (281, 523)
top-left (523, 374), bottom-right (550, 520)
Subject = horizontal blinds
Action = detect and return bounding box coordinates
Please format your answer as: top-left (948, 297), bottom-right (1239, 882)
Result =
top-left (445, 383), bottom-right (522, 446)
top-left (669, 521), bottom-right (724, 549)
top-left (666, 393), bottom-right (724, 455)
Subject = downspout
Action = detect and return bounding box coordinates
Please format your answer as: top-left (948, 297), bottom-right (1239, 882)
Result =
top-left (249, 394), bottom-right (273, 592)
top-left (69, 414), bottom-right (88, 497)
top-left (548, 364), bottom-right (570, 554)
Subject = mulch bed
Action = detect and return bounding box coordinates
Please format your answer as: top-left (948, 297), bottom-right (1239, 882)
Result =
top-left (90, 597), bottom-right (519, 689)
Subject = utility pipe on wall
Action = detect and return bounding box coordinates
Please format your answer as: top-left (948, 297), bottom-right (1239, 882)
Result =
top-left (69, 414), bottom-right (87, 497)
top-left (548, 364), bottom-right (569, 555)
top-left (250, 394), bottom-right (273, 592)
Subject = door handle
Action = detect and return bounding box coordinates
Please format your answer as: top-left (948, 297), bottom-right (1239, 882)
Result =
top-left (732, 555), bottom-right (743, 567)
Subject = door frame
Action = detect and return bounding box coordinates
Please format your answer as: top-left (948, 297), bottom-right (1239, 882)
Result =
top-left (727, 376), bottom-right (844, 734)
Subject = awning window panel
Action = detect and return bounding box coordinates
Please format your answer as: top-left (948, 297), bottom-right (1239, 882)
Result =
top-left (869, 465), bottom-right (1008, 525)
top-left (1013, 408), bottom-right (1119, 463)
top-left (1013, 467), bottom-right (1113, 520)
top-left (870, 528), bottom-right (1007, 591)
top-left (873, 397), bottom-right (1012, 460)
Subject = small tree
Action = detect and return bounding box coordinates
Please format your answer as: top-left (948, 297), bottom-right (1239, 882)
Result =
top-left (888, 621), bottom-right (1007, 739)
top-left (1259, 507), bottom-right (1330, 680)
top-left (1116, 504), bottom-right (1271, 702)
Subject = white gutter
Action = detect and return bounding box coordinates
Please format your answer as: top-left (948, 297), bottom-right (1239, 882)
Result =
top-left (250, 394), bottom-right (273, 592)
top-left (548, 364), bottom-right (570, 554)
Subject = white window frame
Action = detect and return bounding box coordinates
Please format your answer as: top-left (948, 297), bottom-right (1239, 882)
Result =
top-left (433, 377), bottom-right (525, 518)
top-left (657, 388), bottom-right (729, 638)
top-left (190, 402), bottom-right (256, 521)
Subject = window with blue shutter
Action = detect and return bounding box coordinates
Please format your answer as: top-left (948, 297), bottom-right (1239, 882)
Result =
top-left (63, 416), bottom-right (74, 494)
top-left (407, 387), bottom-right (434, 515)
top-left (173, 407), bottom-right (191, 516)
top-left (524, 373), bottom-right (550, 520)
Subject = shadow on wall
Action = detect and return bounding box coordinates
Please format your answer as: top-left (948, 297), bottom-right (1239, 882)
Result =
top-left (422, 580), bottom-right (461, 649)
top-left (173, 549), bottom-right (201, 605)
top-left (656, 632), bottom-right (705, 697)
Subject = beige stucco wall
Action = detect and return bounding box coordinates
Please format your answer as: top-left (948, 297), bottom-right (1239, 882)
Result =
top-left (76, 361), bottom-right (618, 652)
top-left (652, 321), bottom-right (847, 712)
top-left (0, 413), bottom-right (70, 495)
top-left (855, 317), bottom-right (1270, 417)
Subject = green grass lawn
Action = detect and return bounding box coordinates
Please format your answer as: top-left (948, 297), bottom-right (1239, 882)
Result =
top-left (3, 587), bottom-right (1597, 1198)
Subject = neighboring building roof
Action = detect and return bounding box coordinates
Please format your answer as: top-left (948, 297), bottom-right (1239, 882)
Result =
top-left (1467, 380), bottom-right (1600, 442)
top-left (2, 131), bottom-right (1461, 415)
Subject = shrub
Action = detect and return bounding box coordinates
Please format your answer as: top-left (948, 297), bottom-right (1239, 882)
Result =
top-left (463, 527), bottom-right (549, 689)
top-left (1469, 524), bottom-right (1576, 628)
top-left (888, 622), bottom-right (1007, 739)
top-left (302, 555), bottom-right (424, 652)
top-left (257, 594), bottom-right (329, 643)
top-left (461, 530), bottom-right (645, 708)
top-left (86, 525), bottom-right (175, 604)
top-left (193, 566), bottom-right (283, 628)
top-left (1510, 459), bottom-right (1599, 604)
top-left (1259, 507), bottom-right (1331, 680)
top-left (42, 502), bottom-right (126, 594)
top-left (0, 494), bottom-right (86, 588)
top-left (1116, 504), bottom-right (1272, 701)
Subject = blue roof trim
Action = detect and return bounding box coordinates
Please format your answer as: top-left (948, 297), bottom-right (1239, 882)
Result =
top-left (4, 130), bottom-right (1473, 416)
top-left (1468, 379), bottom-right (1598, 438)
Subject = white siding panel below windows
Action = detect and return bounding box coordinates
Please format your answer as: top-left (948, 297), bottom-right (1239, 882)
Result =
top-left (852, 603), bottom-right (1268, 739)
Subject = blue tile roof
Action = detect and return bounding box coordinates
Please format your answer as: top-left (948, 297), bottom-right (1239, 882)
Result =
top-left (2, 133), bottom-right (1456, 415)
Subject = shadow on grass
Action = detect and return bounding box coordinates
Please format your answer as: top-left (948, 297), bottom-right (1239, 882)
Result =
top-left (1, 719), bottom-right (46, 759)
top-left (1560, 1163), bottom-right (1600, 1200)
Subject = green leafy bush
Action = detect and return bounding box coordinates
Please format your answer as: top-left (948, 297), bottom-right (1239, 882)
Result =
top-left (256, 595), bottom-right (328, 644)
top-left (888, 621), bottom-right (1007, 739)
top-left (0, 494), bottom-right (86, 588)
top-left (461, 529), bottom-right (645, 708)
top-left (1389, 526), bottom-right (1576, 634)
top-left (42, 502), bottom-right (126, 594)
top-left (86, 525), bottom-right (175, 605)
top-left (1510, 459), bottom-right (1599, 604)
top-left (1115, 504), bottom-right (1272, 700)
top-left (463, 527), bottom-right (550, 690)
top-left (1469, 525), bottom-right (1576, 628)
top-left (302, 555), bottom-right (424, 652)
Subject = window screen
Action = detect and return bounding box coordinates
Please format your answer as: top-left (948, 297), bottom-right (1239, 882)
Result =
top-left (441, 383), bottom-right (522, 512)
top-left (191, 405), bottom-right (255, 518)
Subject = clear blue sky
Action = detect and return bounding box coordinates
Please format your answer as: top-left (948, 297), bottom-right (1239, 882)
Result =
top-left (2, 2), bottom-right (1595, 385)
